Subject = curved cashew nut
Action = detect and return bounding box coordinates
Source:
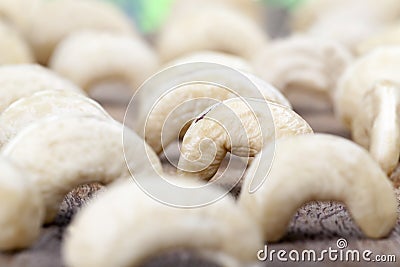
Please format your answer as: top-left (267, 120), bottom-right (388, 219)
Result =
top-left (178, 98), bottom-right (313, 180)
top-left (157, 4), bottom-right (268, 62)
top-left (253, 35), bottom-right (353, 94)
top-left (0, 64), bottom-right (84, 113)
top-left (27, 0), bottom-right (136, 64)
top-left (165, 50), bottom-right (254, 73)
top-left (2, 116), bottom-right (162, 223)
top-left (0, 90), bottom-right (111, 147)
top-left (0, 20), bottom-right (34, 64)
top-left (50, 31), bottom-right (159, 92)
top-left (239, 134), bottom-right (398, 242)
top-left (356, 24), bottom-right (400, 55)
top-left (0, 157), bottom-right (43, 250)
top-left (334, 47), bottom-right (400, 174)
top-left (135, 68), bottom-right (291, 154)
top-left (63, 177), bottom-right (263, 267)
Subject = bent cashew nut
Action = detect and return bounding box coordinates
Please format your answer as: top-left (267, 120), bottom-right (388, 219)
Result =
top-left (253, 35), bottom-right (353, 94)
top-left (63, 177), bottom-right (263, 267)
top-left (50, 31), bottom-right (159, 92)
top-left (0, 90), bottom-right (111, 147)
top-left (0, 64), bottom-right (84, 113)
top-left (178, 98), bottom-right (313, 180)
top-left (334, 47), bottom-right (400, 174)
top-left (239, 134), bottom-right (398, 242)
top-left (1, 116), bottom-right (162, 223)
top-left (135, 67), bottom-right (290, 154)
top-left (0, 157), bottom-right (43, 250)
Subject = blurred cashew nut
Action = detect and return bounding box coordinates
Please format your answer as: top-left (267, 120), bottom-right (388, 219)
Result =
top-left (239, 134), bottom-right (398, 242)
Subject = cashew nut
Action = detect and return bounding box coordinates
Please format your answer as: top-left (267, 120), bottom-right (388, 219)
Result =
top-left (334, 46), bottom-right (400, 174)
top-left (356, 24), bottom-right (400, 55)
top-left (2, 116), bottom-right (162, 222)
top-left (0, 90), bottom-right (111, 147)
top-left (157, 4), bottom-right (268, 62)
top-left (63, 177), bottom-right (263, 267)
top-left (134, 66), bottom-right (291, 154)
top-left (252, 35), bottom-right (353, 94)
top-left (239, 134), bottom-right (398, 242)
top-left (0, 64), bottom-right (84, 113)
top-left (177, 98), bottom-right (313, 180)
top-left (0, 20), bottom-right (34, 64)
top-left (27, 0), bottom-right (136, 64)
top-left (0, 157), bottom-right (43, 250)
top-left (50, 31), bottom-right (159, 92)
top-left (0, 0), bottom-right (41, 33)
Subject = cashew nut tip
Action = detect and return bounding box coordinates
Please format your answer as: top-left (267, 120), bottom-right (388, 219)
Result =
top-left (178, 98), bottom-right (313, 180)
top-left (253, 35), bottom-right (353, 94)
top-left (63, 177), bottom-right (263, 267)
top-left (0, 90), bottom-right (111, 148)
top-left (239, 134), bottom-right (398, 242)
top-left (334, 46), bottom-right (400, 174)
top-left (27, 0), bottom-right (137, 64)
top-left (1, 116), bottom-right (162, 223)
top-left (135, 68), bottom-right (290, 155)
top-left (50, 31), bottom-right (159, 92)
top-left (0, 64), bottom-right (85, 113)
top-left (157, 3), bottom-right (268, 62)
top-left (0, 157), bottom-right (44, 251)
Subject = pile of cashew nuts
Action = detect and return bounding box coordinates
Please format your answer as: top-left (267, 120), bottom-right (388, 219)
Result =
top-left (0, 0), bottom-right (399, 266)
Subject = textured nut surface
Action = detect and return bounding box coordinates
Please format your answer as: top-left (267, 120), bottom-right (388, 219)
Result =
top-left (0, 157), bottom-right (44, 250)
top-left (0, 20), bottom-right (33, 64)
top-left (178, 98), bottom-right (313, 180)
top-left (63, 178), bottom-right (263, 267)
top-left (0, 64), bottom-right (84, 113)
top-left (0, 90), bottom-right (111, 147)
top-left (27, 0), bottom-right (136, 64)
top-left (2, 116), bottom-right (162, 223)
top-left (253, 35), bottom-right (353, 94)
top-left (50, 31), bottom-right (158, 92)
top-left (239, 134), bottom-right (398, 242)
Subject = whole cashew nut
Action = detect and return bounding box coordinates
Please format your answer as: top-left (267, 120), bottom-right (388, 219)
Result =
top-left (157, 4), bottom-right (268, 62)
top-left (50, 31), bottom-right (159, 92)
top-left (27, 0), bottom-right (136, 64)
top-left (253, 35), bottom-right (353, 94)
top-left (2, 116), bottom-right (162, 222)
top-left (239, 134), bottom-right (398, 242)
top-left (134, 67), bottom-right (290, 154)
top-left (63, 177), bottom-right (263, 267)
top-left (334, 46), bottom-right (400, 174)
top-left (0, 64), bottom-right (84, 113)
top-left (178, 98), bottom-right (313, 180)
top-left (0, 157), bottom-right (43, 250)
top-left (0, 90), bottom-right (111, 147)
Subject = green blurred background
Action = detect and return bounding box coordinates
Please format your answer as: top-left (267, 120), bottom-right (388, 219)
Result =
top-left (105, 0), bottom-right (306, 33)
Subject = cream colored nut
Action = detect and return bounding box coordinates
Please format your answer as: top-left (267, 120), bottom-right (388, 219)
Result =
top-left (239, 134), bottom-right (398, 242)
top-left (291, 0), bottom-right (400, 50)
top-left (0, 90), bottom-right (111, 147)
top-left (63, 177), bottom-right (263, 267)
top-left (178, 98), bottom-right (313, 180)
top-left (50, 31), bottom-right (159, 92)
top-left (0, 0), bottom-right (41, 33)
top-left (334, 47), bottom-right (400, 174)
top-left (165, 50), bottom-right (254, 73)
top-left (356, 24), bottom-right (400, 55)
top-left (0, 64), bottom-right (85, 113)
top-left (157, 4), bottom-right (268, 62)
top-left (253, 35), bottom-right (353, 94)
top-left (27, 0), bottom-right (136, 64)
top-left (0, 20), bottom-right (34, 64)
top-left (0, 157), bottom-right (44, 250)
top-left (135, 70), bottom-right (290, 154)
top-left (2, 116), bottom-right (162, 223)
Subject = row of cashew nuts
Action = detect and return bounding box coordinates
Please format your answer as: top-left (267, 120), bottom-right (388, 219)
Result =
top-left (0, 0), bottom-right (399, 266)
